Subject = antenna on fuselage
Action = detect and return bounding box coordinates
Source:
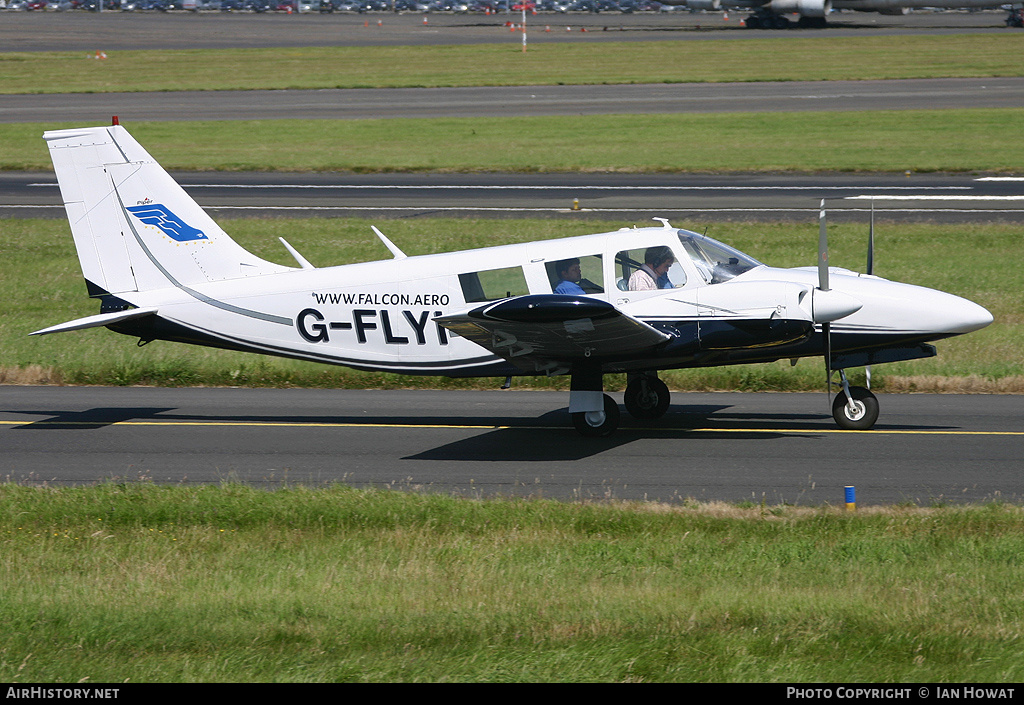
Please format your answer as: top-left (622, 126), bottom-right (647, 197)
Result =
top-left (279, 238), bottom-right (315, 270)
top-left (372, 226), bottom-right (407, 260)
top-left (867, 198), bottom-right (875, 277)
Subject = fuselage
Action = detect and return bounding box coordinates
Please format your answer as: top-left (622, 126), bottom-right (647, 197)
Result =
top-left (111, 225), bottom-right (992, 378)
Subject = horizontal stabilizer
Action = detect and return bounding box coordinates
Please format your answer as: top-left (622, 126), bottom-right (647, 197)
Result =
top-left (29, 307), bottom-right (158, 337)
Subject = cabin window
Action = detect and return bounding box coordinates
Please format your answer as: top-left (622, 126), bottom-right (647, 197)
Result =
top-left (676, 231), bottom-right (761, 284)
top-left (458, 265), bottom-right (530, 303)
top-left (546, 254), bottom-right (604, 296)
top-left (615, 247), bottom-right (687, 291)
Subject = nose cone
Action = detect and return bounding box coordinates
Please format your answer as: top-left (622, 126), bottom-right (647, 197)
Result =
top-left (876, 284), bottom-right (993, 338)
top-left (826, 276), bottom-right (993, 342)
top-left (941, 294), bottom-right (993, 335)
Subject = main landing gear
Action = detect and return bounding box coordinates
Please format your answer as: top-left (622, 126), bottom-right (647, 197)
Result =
top-left (569, 367), bottom-right (621, 438)
top-left (571, 393), bottom-right (620, 438)
top-left (570, 370), bottom-right (671, 437)
top-left (624, 372), bottom-right (670, 420)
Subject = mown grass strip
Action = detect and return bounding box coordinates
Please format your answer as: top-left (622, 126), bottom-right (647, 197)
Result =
top-left (0, 483), bottom-right (1022, 682)
top-left (2, 34), bottom-right (1024, 94)
top-left (2, 217), bottom-right (1020, 391)
top-left (4, 108), bottom-right (1024, 172)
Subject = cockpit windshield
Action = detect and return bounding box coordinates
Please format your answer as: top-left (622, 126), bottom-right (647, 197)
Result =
top-left (677, 230), bottom-right (762, 284)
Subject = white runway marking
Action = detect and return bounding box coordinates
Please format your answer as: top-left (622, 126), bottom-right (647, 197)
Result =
top-left (846, 195), bottom-right (1024, 201)
top-left (29, 182), bottom-right (974, 192)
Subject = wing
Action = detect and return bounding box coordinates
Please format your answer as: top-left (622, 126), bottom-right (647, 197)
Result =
top-left (435, 295), bottom-right (671, 374)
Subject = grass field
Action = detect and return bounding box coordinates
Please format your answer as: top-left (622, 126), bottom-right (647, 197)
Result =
top-left (5, 108), bottom-right (1024, 173)
top-left (0, 483), bottom-right (1022, 682)
top-left (2, 34), bottom-right (1024, 94)
top-left (2, 217), bottom-right (1020, 392)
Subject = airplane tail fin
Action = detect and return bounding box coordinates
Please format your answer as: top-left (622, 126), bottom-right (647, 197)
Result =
top-left (44, 123), bottom-right (291, 299)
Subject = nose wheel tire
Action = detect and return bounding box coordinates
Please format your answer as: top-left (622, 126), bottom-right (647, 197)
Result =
top-left (572, 394), bottom-right (620, 437)
top-left (624, 377), bottom-right (670, 420)
top-left (832, 386), bottom-right (878, 430)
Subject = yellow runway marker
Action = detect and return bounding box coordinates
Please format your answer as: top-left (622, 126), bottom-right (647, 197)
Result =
top-left (2, 420), bottom-right (1023, 436)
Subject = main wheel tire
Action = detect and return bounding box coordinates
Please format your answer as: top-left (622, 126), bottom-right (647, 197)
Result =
top-left (624, 377), bottom-right (670, 420)
top-left (572, 394), bottom-right (620, 437)
top-left (832, 386), bottom-right (879, 430)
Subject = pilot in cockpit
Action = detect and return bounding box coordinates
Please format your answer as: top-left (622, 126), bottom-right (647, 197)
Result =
top-left (628, 246), bottom-right (675, 291)
top-left (553, 258), bottom-right (586, 295)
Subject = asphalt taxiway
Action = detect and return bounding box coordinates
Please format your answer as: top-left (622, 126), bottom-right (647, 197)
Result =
top-left (7, 77), bottom-right (1024, 123)
top-left (5, 170), bottom-right (1023, 222)
top-left (2, 386), bottom-right (1021, 505)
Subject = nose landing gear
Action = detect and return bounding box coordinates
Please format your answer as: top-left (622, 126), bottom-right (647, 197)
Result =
top-left (831, 370), bottom-right (879, 430)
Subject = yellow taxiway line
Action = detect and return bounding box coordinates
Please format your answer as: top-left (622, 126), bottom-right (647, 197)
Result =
top-left (1, 419), bottom-right (1022, 436)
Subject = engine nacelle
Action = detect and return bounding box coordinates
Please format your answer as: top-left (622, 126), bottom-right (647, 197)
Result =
top-left (686, 0), bottom-right (721, 9)
top-left (767, 0), bottom-right (831, 16)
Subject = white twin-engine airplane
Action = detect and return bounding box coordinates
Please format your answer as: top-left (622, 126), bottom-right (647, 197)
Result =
top-left (34, 122), bottom-right (993, 436)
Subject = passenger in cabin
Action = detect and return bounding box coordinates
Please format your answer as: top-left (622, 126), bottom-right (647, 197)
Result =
top-left (628, 246), bottom-right (675, 291)
top-left (553, 258), bottom-right (586, 295)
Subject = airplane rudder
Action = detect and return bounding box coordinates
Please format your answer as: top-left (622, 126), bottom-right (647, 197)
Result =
top-left (46, 124), bottom-right (288, 291)
top-left (44, 125), bottom-right (140, 296)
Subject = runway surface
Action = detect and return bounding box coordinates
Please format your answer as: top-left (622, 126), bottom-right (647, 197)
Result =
top-left (7, 77), bottom-right (1024, 123)
top-left (2, 386), bottom-right (1021, 505)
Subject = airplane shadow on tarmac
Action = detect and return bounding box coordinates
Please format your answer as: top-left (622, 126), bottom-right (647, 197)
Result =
top-left (403, 404), bottom-right (820, 462)
top-left (7, 402), bottom-right (955, 464)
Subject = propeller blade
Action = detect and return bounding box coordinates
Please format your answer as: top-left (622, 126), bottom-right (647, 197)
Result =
top-left (818, 200), bottom-right (829, 292)
top-left (867, 198), bottom-right (875, 276)
top-left (865, 199), bottom-right (874, 387)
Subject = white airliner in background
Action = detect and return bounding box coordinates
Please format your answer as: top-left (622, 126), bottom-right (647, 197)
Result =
top-left (32, 122), bottom-right (992, 436)
top-left (658, 0), bottom-right (1023, 29)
